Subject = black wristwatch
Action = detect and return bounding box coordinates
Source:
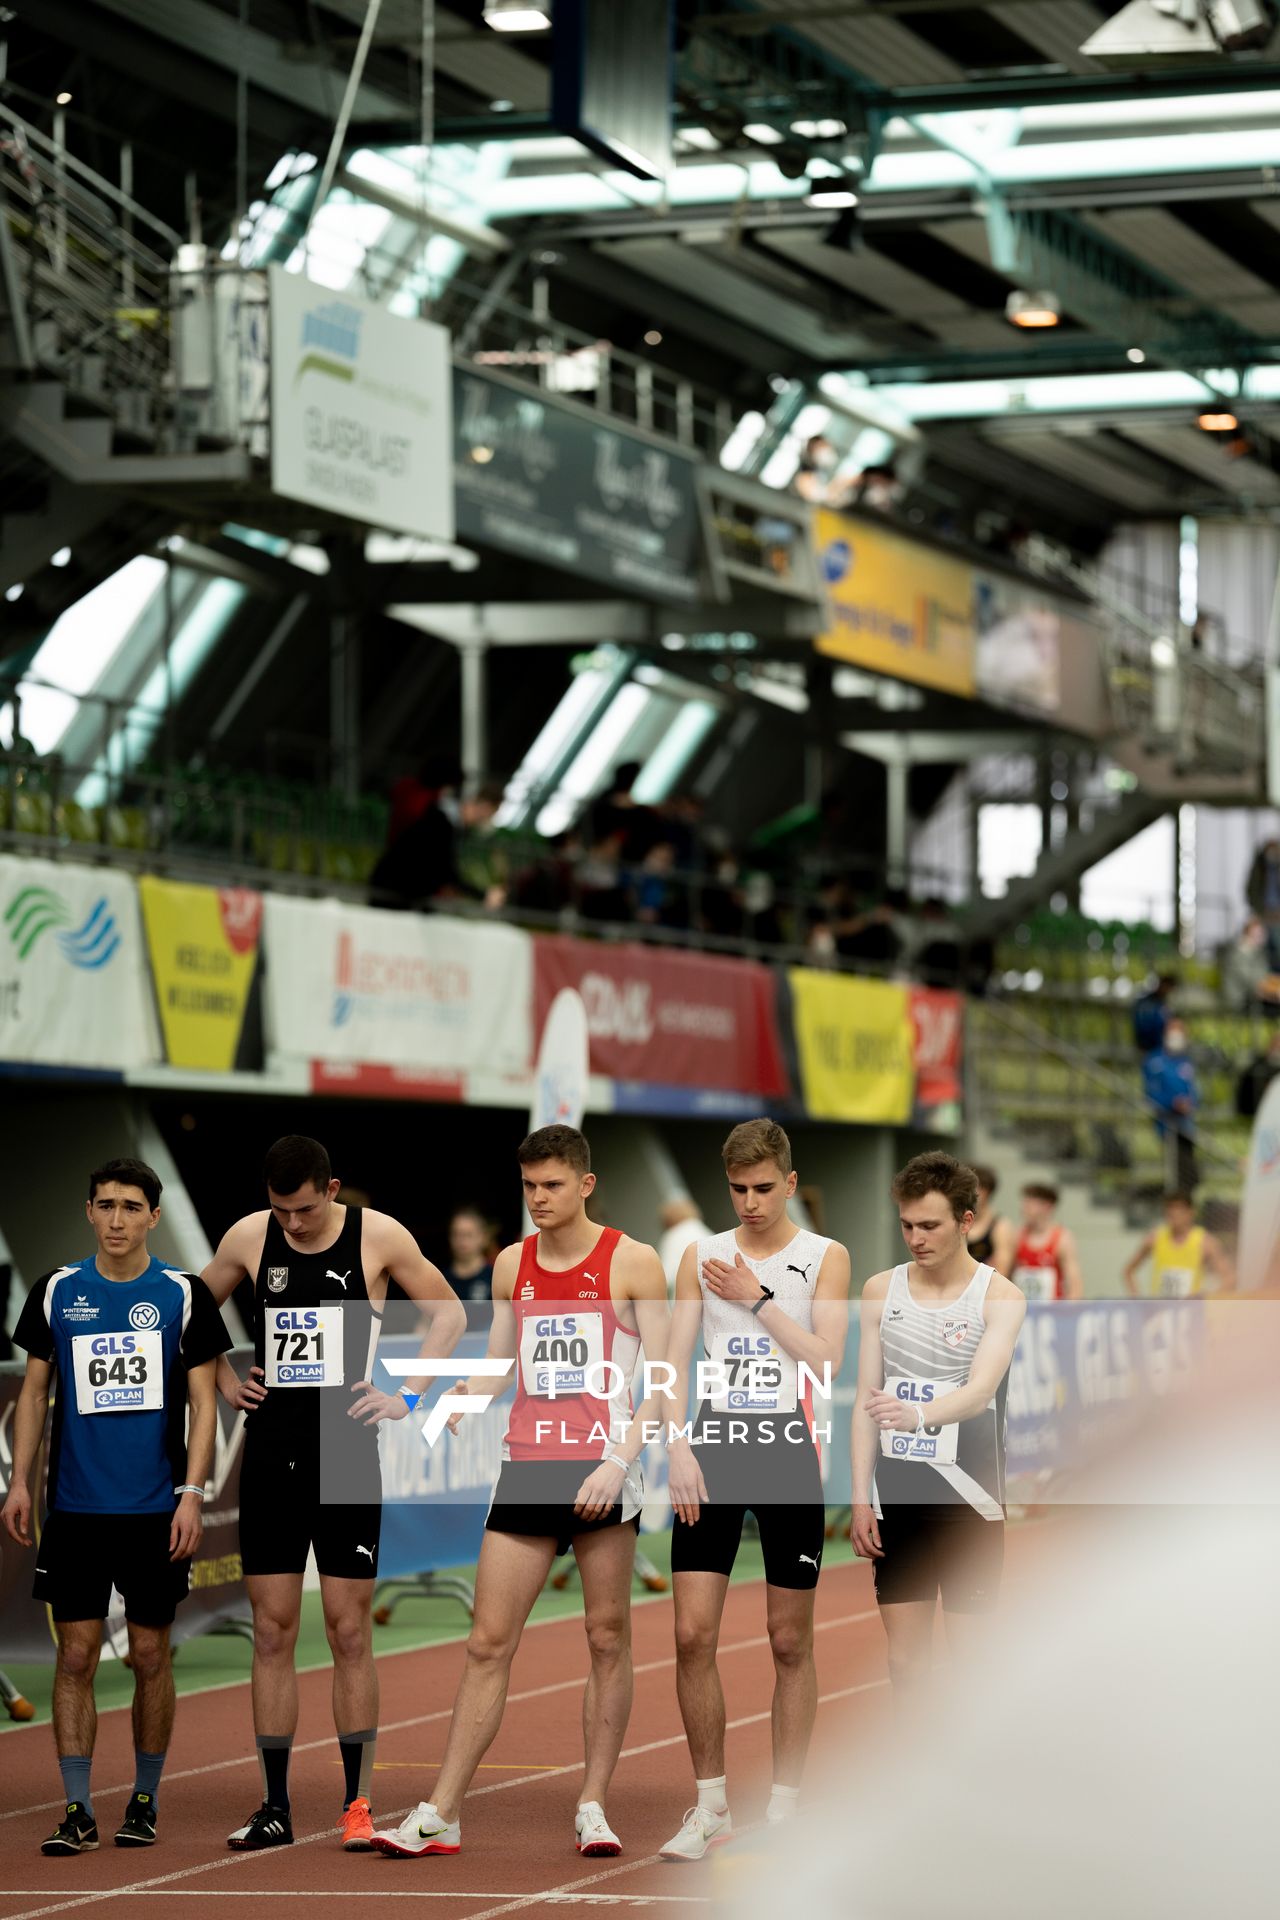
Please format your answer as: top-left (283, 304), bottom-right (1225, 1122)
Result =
top-left (751, 1285), bottom-right (775, 1317)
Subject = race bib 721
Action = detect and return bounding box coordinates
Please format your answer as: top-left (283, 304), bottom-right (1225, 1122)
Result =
top-left (72, 1330), bottom-right (164, 1415)
top-left (265, 1305), bottom-right (344, 1387)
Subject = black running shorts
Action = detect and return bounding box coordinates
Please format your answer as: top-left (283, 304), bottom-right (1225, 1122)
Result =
top-left (872, 1501), bottom-right (1004, 1613)
top-left (238, 1453), bottom-right (382, 1580)
top-left (34, 1510), bottom-right (192, 1626)
top-left (670, 1435), bottom-right (826, 1590)
top-left (485, 1459), bottom-right (641, 1558)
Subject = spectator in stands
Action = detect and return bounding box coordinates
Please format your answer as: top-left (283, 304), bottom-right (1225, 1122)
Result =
top-left (635, 840), bottom-right (685, 930)
top-left (575, 825), bottom-right (632, 924)
top-left (1246, 836), bottom-right (1280, 968)
top-left (914, 897), bottom-right (963, 988)
top-left (833, 891), bottom-right (907, 971)
top-left (440, 1206), bottom-right (495, 1305)
top-left (509, 830), bottom-right (582, 918)
top-left (1221, 916), bottom-right (1280, 1015)
top-left (966, 1166), bottom-right (1007, 1270)
top-left (791, 433), bottom-right (848, 507)
top-left (848, 459), bottom-right (903, 515)
top-left (590, 762), bottom-right (663, 865)
top-left (368, 775), bottom-right (505, 911)
top-left (1142, 1016), bottom-right (1199, 1191)
top-left (1132, 972), bottom-right (1175, 1055)
top-left (385, 753), bottom-right (459, 850)
top-left (1235, 1028), bottom-right (1280, 1120)
top-left (657, 1197), bottom-right (709, 1300)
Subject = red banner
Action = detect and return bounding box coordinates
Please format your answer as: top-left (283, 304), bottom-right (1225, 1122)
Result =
top-left (534, 936), bottom-right (788, 1098)
top-left (909, 987), bottom-right (964, 1128)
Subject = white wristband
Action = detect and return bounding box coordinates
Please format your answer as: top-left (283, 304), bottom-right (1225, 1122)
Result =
top-left (914, 1405), bottom-right (925, 1434)
top-left (174, 1484), bottom-right (206, 1498)
top-left (604, 1452), bottom-right (640, 1495)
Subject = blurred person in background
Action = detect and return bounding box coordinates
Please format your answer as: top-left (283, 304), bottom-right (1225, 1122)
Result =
top-left (1246, 835), bottom-right (1280, 968)
top-left (791, 433), bottom-right (848, 507)
top-left (657, 1198), bottom-right (708, 1299)
top-left (1142, 1017), bottom-right (1199, 1192)
top-left (369, 769), bottom-right (505, 912)
top-left (1123, 1191), bottom-right (1233, 1298)
top-left (1220, 916), bottom-right (1280, 1015)
top-left (1132, 972), bottom-right (1175, 1055)
top-left (440, 1206), bottom-right (496, 1305)
top-left (966, 1166), bottom-right (1007, 1270)
top-left (1009, 1183), bottom-right (1083, 1302)
top-left (912, 897), bottom-right (963, 988)
top-left (1236, 1027), bottom-right (1280, 1121)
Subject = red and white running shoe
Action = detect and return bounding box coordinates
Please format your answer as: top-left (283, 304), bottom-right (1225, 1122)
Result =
top-left (575, 1802), bottom-right (621, 1856)
top-left (659, 1805), bottom-right (733, 1862)
top-left (370, 1803), bottom-right (461, 1858)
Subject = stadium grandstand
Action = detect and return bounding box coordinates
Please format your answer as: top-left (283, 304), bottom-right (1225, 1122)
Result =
top-left (1, 2), bottom-right (1278, 1913)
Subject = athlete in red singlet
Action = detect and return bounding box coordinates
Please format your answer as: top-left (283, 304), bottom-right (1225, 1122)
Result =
top-left (372, 1124), bottom-right (669, 1864)
top-left (1006, 1182), bottom-right (1083, 1303)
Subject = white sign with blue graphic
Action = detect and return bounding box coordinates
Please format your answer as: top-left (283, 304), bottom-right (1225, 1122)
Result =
top-left (269, 267), bottom-right (454, 542)
top-left (0, 854), bottom-right (158, 1069)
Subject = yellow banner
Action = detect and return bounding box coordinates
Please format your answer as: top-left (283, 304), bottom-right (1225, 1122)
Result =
top-left (813, 509), bottom-right (976, 697)
top-left (788, 970), bottom-right (915, 1124)
top-left (139, 878), bottom-right (262, 1072)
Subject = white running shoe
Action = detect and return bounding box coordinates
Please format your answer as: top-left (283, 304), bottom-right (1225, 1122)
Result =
top-left (659, 1804), bottom-right (733, 1862)
top-left (575, 1802), bottom-right (621, 1856)
top-left (370, 1803), bottom-right (461, 1858)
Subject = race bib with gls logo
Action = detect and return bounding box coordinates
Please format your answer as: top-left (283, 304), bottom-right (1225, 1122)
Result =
top-left (519, 1312), bottom-right (604, 1397)
top-left (265, 1306), bottom-right (344, 1387)
top-left (72, 1330), bottom-right (164, 1415)
top-left (881, 1375), bottom-right (958, 1465)
top-left (705, 1330), bottom-right (797, 1414)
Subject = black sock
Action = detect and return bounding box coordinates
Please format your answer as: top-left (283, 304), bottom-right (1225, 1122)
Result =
top-left (338, 1729), bottom-right (376, 1810)
top-left (256, 1736), bottom-right (292, 1813)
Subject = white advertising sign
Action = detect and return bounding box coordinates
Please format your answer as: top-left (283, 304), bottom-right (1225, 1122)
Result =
top-left (269, 266), bottom-right (455, 542)
top-left (261, 897), bottom-right (531, 1080)
top-left (1240, 1072), bottom-right (1280, 1291)
top-left (0, 855), bottom-right (158, 1069)
top-left (529, 987), bottom-right (590, 1132)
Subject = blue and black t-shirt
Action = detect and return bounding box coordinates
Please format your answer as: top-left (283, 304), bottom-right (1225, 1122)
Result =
top-left (13, 1254), bottom-right (231, 1516)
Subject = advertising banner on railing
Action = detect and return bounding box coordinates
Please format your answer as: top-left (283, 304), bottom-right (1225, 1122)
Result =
top-left (139, 878), bottom-right (263, 1073)
top-left (908, 986), bottom-right (964, 1132)
top-left (453, 366), bottom-right (702, 602)
top-left (534, 935), bottom-right (788, 1108)
top-left (0, 855), bottom-right (157, 1072)
top-left (262, 898), bottom-right (531, 1089)
top-left (269, 266), bottom-right (454, 542)
top-left (786, 970), bottom-right (915, 1125)
top-left (814, 509), bottom-right (977, 698)
top-left (0, 1356), bottom-right (249, 1664)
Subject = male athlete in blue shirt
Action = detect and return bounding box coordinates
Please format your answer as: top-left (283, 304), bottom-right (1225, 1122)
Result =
top-left (1, 1157), bottom-right (230, 1856)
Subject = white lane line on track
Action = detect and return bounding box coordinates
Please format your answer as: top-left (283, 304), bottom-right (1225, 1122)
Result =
top-left (1, 1602), bottom-right (880, 1820)
top-left (0, 1897), bottom-right (713, 1908)
top-left (0, 1677), bottom-right (889, 1920)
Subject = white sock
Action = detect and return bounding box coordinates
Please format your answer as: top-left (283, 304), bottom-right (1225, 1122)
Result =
top-left (695, 1775), bottom-right (728, 1815)
top-left (766, 1783), bottom-right (801, 1823)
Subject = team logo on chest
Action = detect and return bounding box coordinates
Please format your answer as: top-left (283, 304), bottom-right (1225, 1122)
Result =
top-left (519, 1282), bottom-right (536, 1300)
top-left (129, 1300), bottom-right (161, 1332)
top-left (267, 1267), bottom-right (289, 1294)
top-left (942, 1318), bottom-right (968, 1349)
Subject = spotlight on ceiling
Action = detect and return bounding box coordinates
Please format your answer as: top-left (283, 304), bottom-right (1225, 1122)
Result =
top-left (1127, 346), bottom-right (1147, 364)
top-left (807, 187), bottom-right (859, 209)
top-left (1198, 408), bottom-right (1240, 430)
top-left (776, 143), bottom-right (811, 182)
top-left (1006, 289), bottom-right (1061, 329)
top-left (56, 91), bottom-right (72, 106)
top-left (483, 1), bottom-right (551, 31)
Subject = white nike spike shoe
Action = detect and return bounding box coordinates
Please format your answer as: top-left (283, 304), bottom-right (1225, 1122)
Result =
top-left (370, 1802), bottom-right (461, 1858)
top-left (575, 1801), bottom-right (621, 1856)
top-left (659, 1804), bottom-right (733, 1862)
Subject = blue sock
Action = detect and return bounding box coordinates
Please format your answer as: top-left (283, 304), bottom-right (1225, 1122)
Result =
top-left (59, 1755), bottom-right (93, 1820)
top-left (134, 1749), bottom-right (166, 1806)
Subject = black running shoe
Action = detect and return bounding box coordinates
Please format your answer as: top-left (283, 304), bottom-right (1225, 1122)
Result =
top-left (115, 1792), bottom-right (158, 1847)
top-left (227, 1803), bottom-right (293, 1850)
top-left (42, 1803), bottom-right (99, 1856)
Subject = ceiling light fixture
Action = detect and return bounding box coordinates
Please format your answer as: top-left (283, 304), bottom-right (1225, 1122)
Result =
top-left (792, 118), bottom-right (847, 140)
top-left (51, 546), bottom-right (72, 567)
top-left (56, 91), bottom-right (72, 106)
top-left (743, 123), bottom-right (783, 145)
top-left (1127, 347), bottom-right (1147, 364)
top-left (483, 1), bottom-right (551, 31)
top-left (644, 329), bottom-right (663, 346)
top-left (1198, 408), bottom-right (1239, 430)
top-left (4, 583), bottom-right (23, 602)
top-left (807, 187), bottom-right (859, 209)
top-left (1006, 289), bottom-right (1061, 328)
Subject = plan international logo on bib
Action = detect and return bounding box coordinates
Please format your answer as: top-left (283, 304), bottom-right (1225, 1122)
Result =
top-left (4, 888), bottom-right (121, 969)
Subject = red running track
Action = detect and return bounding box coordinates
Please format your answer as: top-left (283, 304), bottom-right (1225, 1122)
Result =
top-left (0, 1555), bottom-right (897, 1920)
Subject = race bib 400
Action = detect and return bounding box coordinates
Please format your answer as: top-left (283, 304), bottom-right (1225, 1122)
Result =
top-left (72, 1330), bottom-right (164, 1415)
top-left (880, 1375), bottom-right (958, 1465)
top-left (265, 1305), bottom-right (344, 1387)
top-left (519, 1312), bottom-right (605, 1397)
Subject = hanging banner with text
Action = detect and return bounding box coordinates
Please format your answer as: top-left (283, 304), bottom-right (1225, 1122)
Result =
top-left (139, 878), bottom-right (263, 1073)
top-left (787, 970), bottom-right (915, 1125)
top-left (814, 509), bottom-right (976, 697)
top-left (262, 897), bottom-right (532, 1088)
top-left (453, 366), bottom-right (702, 602)
top-left (534, 935), bottom-right (788, 1105)
top-left (0, 855), bottom-right (157, 1072)
top-left (269, 266), bottom-right (454, 541)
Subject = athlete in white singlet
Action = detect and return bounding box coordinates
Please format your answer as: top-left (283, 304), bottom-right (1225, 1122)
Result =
top-left (661, 1119), bottom-right (850, 1862)
top-left (852, 1152), bottom-right (1025, 1701)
